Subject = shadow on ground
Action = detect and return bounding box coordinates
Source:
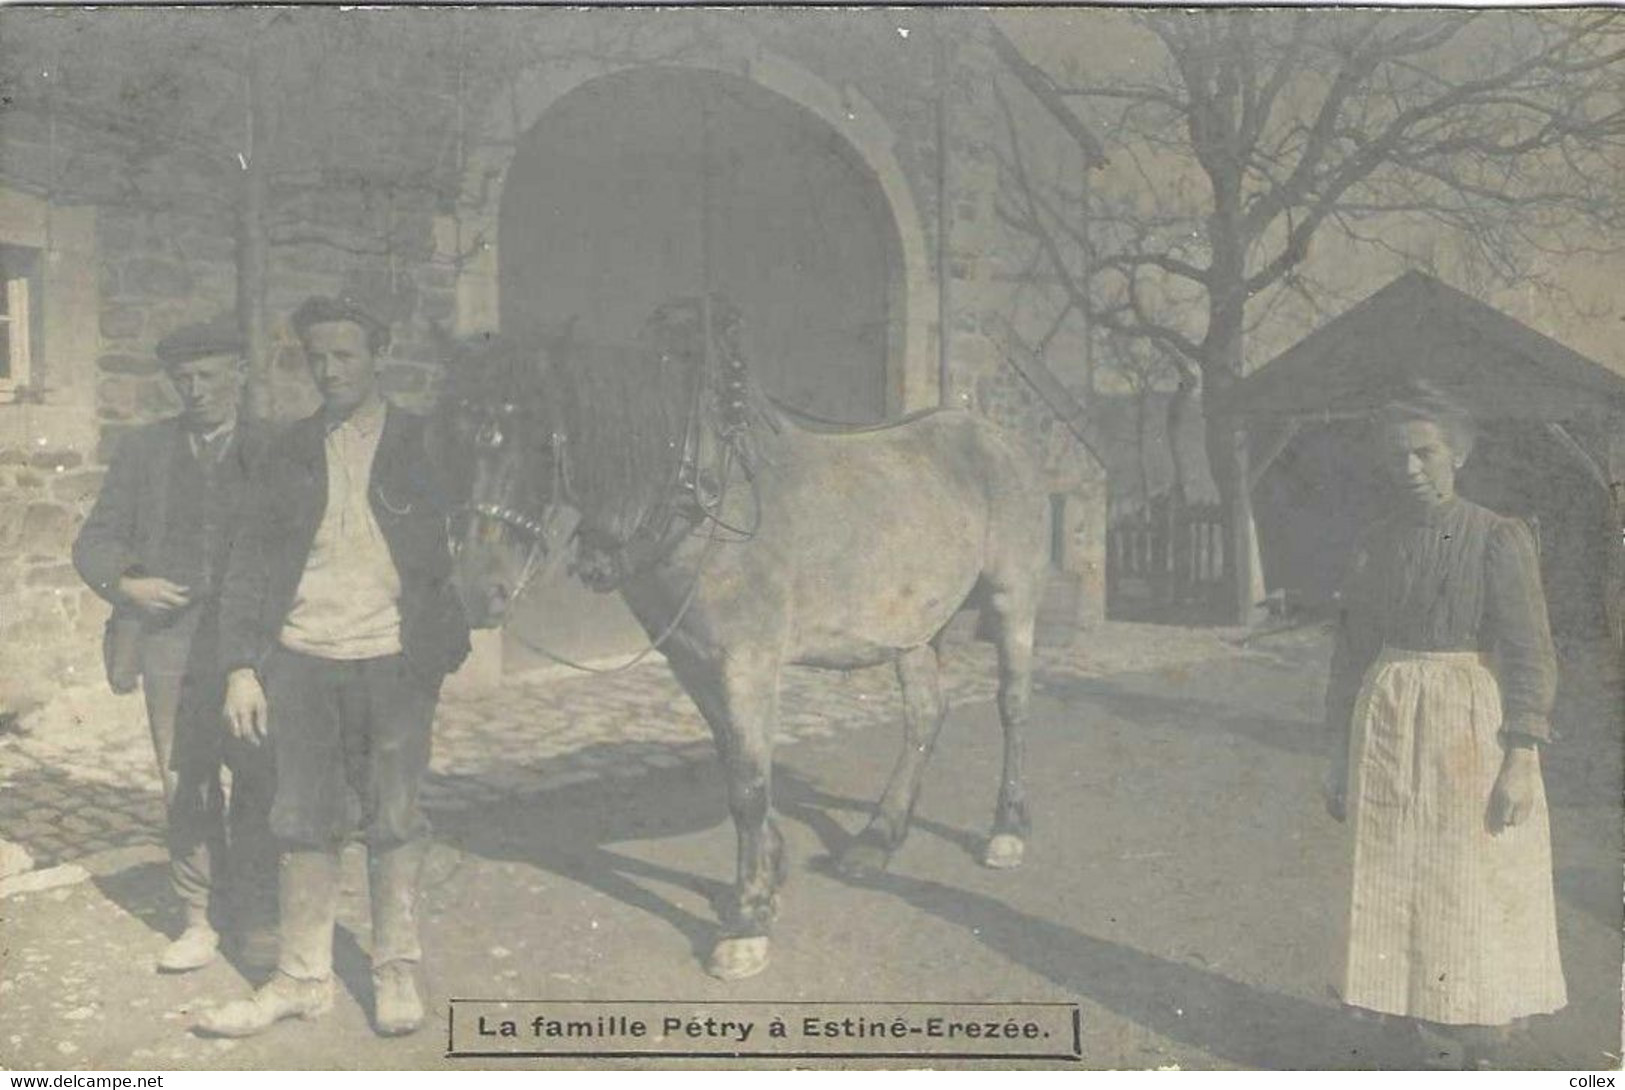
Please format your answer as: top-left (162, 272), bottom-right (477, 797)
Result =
top-left (93, 858), bottom-right (377, 1008)
top-left (430, 758), bottom-right (1431, 1070)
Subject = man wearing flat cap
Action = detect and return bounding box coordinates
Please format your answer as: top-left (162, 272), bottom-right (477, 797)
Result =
top-left (73, 314), bottom-right (279, 974)
top-left (199, 296), bottom-right (470, 1039)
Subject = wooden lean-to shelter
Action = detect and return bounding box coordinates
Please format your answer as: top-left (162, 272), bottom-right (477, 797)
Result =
top-left (1226, 271), bottom-right (1625, 639)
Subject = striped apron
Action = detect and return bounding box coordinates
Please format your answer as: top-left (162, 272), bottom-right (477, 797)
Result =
top-left (1336, 648), bottom-right (1567, 1025)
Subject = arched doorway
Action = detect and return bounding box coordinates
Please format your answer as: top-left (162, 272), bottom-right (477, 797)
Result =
top-left (496, 65), bottom-right (907, 664)
top-left (499, 65), bottom-right (904, 422)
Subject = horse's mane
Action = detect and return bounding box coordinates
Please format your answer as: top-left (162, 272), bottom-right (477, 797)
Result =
top-left (440, 330), bottom-right (545, 409)
top-left (430, 331), bottom-right (550, 494)
top-left (548, 294), bottom-right (777, 557)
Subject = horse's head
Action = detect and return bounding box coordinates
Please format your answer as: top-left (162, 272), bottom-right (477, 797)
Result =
top-left (434, 332), bottom-right (576, 629)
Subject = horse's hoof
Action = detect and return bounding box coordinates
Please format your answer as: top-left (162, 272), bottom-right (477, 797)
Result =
top-left (834, 839), bottom-right (891, 878)
top-left (707, 936), bottom-right (770, 981)
top-left (981, 834), bottom-right (1025, 870)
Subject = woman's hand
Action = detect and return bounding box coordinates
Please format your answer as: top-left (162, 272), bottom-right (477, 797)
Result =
top-left (1487, 746), bottom-right (1539, 832)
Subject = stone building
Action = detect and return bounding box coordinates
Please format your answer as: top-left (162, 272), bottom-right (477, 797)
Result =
top-left (0, 9), bottom-right (1107, 708)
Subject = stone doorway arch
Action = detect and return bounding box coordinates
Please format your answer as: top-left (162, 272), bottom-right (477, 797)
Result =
top-left (500, 65), bottom-right (904, 423)
top-left (448, 34), bottom-right (938, 414)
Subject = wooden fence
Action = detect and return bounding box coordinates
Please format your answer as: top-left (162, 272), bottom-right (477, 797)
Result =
top-left (1106, 497), bottom-right (1227, 619)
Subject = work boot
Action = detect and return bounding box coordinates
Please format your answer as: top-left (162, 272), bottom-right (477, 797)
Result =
top-left (193, 850), bottom-right (341, 1038)
top-left (193, 972), bottom-right (333, 1038)
top-left (368, 841), bottom-right (428, 1036)
top-left (157, 909), bottom-right (219, 973)
top-left (372, 961), bottom-right (424, 1037)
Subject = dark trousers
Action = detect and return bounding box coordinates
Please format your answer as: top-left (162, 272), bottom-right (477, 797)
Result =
top-left (263, 648), bottom-right (436, 850)
top-left (139, 607), bottom-right (278, 929)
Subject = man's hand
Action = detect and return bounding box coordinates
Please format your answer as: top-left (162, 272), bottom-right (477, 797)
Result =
top-left (118, 575), bottom-right (191, 617)
top-left (1488, 745), bottom-right (1539, 833)
top-left (224, 669), bottom-right (269, 745)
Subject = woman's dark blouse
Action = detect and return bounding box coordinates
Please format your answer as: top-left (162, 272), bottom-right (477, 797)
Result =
top-left (1326, 496), bottom-right (1559, 746)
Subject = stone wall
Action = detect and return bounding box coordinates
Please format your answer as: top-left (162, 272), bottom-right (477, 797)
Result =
top-left (0, 188), bottom-right (102, 717)
top-left (93, 207), bottom-right (456, 445)
top-left (0, 409), bottom-right (106, 716)
top-left (93, 211), bottom-right (237, 456)
top-left (0, 13), bottom-right (1113, 711)
top-left (0, 187), bottom-right (456, 717)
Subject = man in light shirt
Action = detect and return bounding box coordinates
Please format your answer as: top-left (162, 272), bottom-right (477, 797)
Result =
top-left (198, 297), bottom-right (470, 1039)
top-left (73, 316), bottom-right (278, 974)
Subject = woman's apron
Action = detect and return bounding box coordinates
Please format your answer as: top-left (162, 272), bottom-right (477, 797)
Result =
top-left (1337, 648), bottom-right (1567, 1025)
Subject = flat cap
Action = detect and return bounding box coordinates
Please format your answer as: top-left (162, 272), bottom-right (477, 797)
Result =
top-left (154, 314), bottom-right (246, 365)
top-left (290, 295), bottom-right (391, 351)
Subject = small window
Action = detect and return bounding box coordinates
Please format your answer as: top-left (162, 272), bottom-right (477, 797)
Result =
top-left (0, 244), bottom-right (42, 397)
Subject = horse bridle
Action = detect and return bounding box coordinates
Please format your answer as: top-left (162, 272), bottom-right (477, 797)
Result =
top-left (450, 398), bottom-right (571, 604)
top-left (450, 386), bottom-right (728, 676)
top-left (449, 305), bottom-right (760, 667)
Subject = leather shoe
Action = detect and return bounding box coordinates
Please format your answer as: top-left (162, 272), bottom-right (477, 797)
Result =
top-left (157, 922), bottom-right (219, 973)
top-left (193, 972), bottom-right (333, 1038)
top-left (372, 961), bottom-right (424, 1037)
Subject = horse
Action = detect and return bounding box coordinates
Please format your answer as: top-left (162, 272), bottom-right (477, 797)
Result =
top-left (434, 297), bottom-right (1049, 980)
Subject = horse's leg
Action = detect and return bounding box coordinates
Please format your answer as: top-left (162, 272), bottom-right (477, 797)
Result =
top-left (708, 660), bottom-right (786, 981)
top-left (664, 642), bottom-right (786, 981)
top-left (982, 579), bottom-right (1038, 869)
top-left (835, 643), bottom-right (947, 877)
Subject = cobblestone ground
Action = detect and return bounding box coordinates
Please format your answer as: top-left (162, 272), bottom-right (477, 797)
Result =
top-left (1, 623), bottom-right (1618, 1070)
top-left (0, 624), bottom-right (1242, 875)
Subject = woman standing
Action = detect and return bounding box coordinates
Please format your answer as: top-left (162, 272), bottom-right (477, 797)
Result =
top-left (1325, 385), bottom-right (1567, 1066)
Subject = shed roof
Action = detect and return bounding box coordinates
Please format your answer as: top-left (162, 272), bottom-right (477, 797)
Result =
top-left (1225, 271), bottom-right (1625, 422)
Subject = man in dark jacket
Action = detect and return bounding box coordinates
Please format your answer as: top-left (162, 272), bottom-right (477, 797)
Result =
top-left (196, 297), bottom-right (470, 1039)
top-left (72, 316), bottom-right (278, 973)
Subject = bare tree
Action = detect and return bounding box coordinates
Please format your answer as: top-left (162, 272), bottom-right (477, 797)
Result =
top-left (992, 10), bottom-right (1625, 623)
